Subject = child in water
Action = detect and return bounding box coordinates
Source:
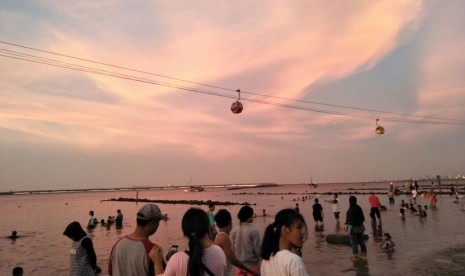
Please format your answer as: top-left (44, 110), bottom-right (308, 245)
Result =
top-left (416, 205), bottom-right (427, 217)
top-left (380, 233), bottom-right (395, 251)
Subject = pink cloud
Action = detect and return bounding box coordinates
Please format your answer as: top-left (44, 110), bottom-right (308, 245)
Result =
top-left (1, 1), bottom-right (428, 157)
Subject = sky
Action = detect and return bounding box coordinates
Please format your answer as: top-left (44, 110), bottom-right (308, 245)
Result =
top-left (1, 1), bottom-right (464, 192)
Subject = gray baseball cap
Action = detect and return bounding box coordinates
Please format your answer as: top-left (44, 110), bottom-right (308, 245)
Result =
top-left (136, 204), bottom-right (163, 221)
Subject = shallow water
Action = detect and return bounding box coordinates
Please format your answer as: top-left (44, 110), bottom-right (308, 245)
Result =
top-left (1, 182), bottom-right (464, 275)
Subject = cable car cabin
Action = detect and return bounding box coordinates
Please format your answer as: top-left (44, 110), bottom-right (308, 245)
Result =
top-left (375, 126), bottom-right (385, 135)
top-left (231, 101), bottom-right (243, 114)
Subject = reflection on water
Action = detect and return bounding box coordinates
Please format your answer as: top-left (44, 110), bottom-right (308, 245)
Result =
top-left (335, 221), bottom-right (341, 232)
top-left (370, 222), bottom-right (383, 242)
top-left (353, 260), bottom-right (370, 276)
top-left (0, 183), bottom-right (464, 275)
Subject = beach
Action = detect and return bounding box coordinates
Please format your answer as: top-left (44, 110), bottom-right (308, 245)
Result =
top-left (1, 181), bottom-right (464, 275)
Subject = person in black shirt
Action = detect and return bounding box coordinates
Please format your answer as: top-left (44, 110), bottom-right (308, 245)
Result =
top-left (345, 196), bottom-right (367, 261)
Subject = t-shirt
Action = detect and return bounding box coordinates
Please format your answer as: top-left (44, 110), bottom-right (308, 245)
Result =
top-left (88, 215), bottom-right (95, 227)
top-left (260, 249), bottom-right (309, 276)
top-left (312, 203), bottom-right (323, 215)
top-left (109, 236), bottom-right (155, 276)
top-left (230, 223), bottom-right (261, 265)
top-left (332, 199), bottom-right (340, 213)
top-left (207, 211), bottom-right (215, 226)
top-left (70, 236), bottom-right (95, 276)
top-left (381, 239), bottom-right (395, 249)
top-left (368, 194), bottom-right (380, 208)
top-left (161, 244), bottom-right (227, 276)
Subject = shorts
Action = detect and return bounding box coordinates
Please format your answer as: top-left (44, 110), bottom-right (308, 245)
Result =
top-left (370, 207), bottom-right (381, 219)
top-left (334, 212), bottom-right (340, 219)
top-left (313, 213), bottom-right (323, 222)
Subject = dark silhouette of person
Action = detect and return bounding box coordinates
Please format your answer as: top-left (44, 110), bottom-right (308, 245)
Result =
top-left (7, 231), bottom-right (20, 240)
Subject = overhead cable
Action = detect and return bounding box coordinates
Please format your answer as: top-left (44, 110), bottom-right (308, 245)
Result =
top-left (1, 41), bottom-right (464, 126)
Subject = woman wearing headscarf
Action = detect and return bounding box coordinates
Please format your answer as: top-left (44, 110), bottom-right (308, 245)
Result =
top-left (63, 221), bottom-right (101, 275)
top-left (345, 196), bottom-right (367, 261)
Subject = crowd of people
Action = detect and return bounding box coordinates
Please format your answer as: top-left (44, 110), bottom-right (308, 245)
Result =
top-left (56, 195), bottom-right (369, 275)
top-left (64, 183), bottom-right (461, 275)
top-left (8, 182), bottom-right (463, 275)
top-left (86, 209), bottom-right (124, 230)
top-left (57, 203), bottom-right (310, 276)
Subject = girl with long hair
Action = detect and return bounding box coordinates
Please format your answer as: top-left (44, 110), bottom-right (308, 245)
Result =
top-left (260, 209), bottom-right (309, 276)
top-left (151, 208), bottom-right (226, 276)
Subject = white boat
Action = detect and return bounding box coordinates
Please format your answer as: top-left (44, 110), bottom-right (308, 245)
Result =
top-left (183, 175), bottom-right (206, 192)
top-left (184, 186), bottom-right (205, 192)
top-left (308, 175), bottom-right (318, 188)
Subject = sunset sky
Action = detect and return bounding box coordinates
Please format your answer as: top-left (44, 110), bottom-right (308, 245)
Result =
top-left (1, 1), bottom-right (464, 192)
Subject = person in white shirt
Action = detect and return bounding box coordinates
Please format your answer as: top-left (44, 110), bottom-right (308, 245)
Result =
top-left (325, 193), bottom-right (340, 222)
top-left (412, 189), bottom-right (418, 204)
top-left (87, 210), bottom-right (96, 229)
top-left (260, 209), bottom-right (309, 276)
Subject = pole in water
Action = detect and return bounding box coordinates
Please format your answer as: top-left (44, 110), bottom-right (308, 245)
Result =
top-left (136, 191), bottom-right (139, 203)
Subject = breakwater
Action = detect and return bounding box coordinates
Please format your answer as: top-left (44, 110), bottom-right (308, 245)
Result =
top-left (102, 197), bottom-right (253, 206)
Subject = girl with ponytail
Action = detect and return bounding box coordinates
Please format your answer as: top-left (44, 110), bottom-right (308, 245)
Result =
top-left (260, 209), bottom-right (309, 276)
top-left (151, 208), bottom-right (226, 276)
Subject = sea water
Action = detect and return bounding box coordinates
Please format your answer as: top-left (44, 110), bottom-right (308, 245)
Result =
top-left (1, 182), bottom-right (464, 275)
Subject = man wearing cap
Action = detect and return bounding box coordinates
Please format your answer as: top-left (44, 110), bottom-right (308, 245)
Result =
top-left (109, 204), bottom-right (163, 276)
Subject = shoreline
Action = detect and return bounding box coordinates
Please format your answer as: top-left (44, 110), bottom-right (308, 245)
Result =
top-left (1, 179), bottom-right (464, 196)
top-left (0, 182), bottom-right (278, 196)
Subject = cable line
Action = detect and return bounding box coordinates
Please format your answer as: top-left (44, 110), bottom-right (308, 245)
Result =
top-left (1, 41), bottom-right (464, 126)
top-left (2, 41), bottom-right (462, 123)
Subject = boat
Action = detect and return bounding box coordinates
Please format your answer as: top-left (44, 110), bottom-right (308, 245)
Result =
top-left (184, 186), bottom-right (205, 192)
top-left (183, 175), bottom-right (206, 192)
top-left (308, 175), bottom-right (318, 188)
